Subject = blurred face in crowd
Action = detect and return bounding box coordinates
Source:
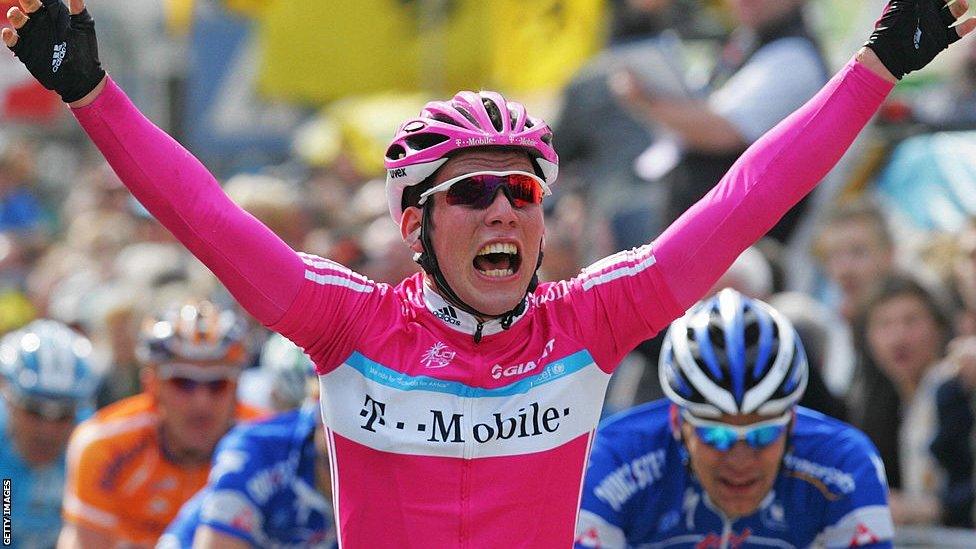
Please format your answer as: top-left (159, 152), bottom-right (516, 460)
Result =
top-left (401, 149), bottom-right (545, 317)
top-left (728, 0), bottom-right (804, 30)
top-left (3, 389), bottom-right (76, 466)
top-left (0, 139), bottom-right (35, 195)
top-left (866, 293), bottom-right (944, 395)
top-left (818, 217), bottom-right (893, 316)
top-left (146, 364), bottom-right (239, 465)
top-left (680, 410), bottom-right (790, 518)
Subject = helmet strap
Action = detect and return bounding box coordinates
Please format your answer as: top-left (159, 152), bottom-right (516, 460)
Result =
top-left (415, 201), bottom-right (542, 331)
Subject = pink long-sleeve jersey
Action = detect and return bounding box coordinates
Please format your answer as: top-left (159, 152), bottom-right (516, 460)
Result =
top-left (73, 59), bottom-right (892, 548)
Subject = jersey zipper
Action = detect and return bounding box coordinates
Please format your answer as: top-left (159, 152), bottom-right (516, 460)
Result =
top-left (721, 516), bottom-right (732, 549)
top-left (473, 321), bottom-right (484, 343)
top-left (459, 383), bottom-right (476, 546)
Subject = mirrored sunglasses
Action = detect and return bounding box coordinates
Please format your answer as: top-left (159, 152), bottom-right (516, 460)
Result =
top-left (681, 410), bottom-right (791, 452)
top-left (165, 377), bottom-right (232, 394)
top-left (418, 170), bottom-right (549, 210)
top-left (156, 363), bottom-right (238, 394)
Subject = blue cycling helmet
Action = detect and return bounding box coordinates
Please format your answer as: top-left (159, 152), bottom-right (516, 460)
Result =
top-left (0, 319), bottom-right (101, 405)
top-left (260, 333), bottom-right (315, 410)
top-left (659, 288), bottom-right (808, 418)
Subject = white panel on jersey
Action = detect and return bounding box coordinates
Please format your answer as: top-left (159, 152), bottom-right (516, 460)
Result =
top-left (318, 350), bottom-right (610, 458)
top-left (816, 505), bottom-right (894, 548)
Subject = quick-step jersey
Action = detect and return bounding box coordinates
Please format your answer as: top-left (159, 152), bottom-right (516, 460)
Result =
top-left (575, 401), bottom-right (894, 548)
top-left (160, 403), bottom-right (336, 548)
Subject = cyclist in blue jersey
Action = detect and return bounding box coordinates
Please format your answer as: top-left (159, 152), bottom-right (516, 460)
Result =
top-left (576, 289), bottom-right (894, 548)
top-left (159, 334), bottom-right (336, 548)
top-left (0, 320), bottom-right (102, 549)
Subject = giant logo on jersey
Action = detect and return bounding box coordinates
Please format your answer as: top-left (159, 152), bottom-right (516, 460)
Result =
top-left (491, 338), bottom-right (556, 379)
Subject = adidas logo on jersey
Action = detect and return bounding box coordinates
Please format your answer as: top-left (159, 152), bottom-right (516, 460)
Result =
top-left (434, 306), bottom-right (461, 326)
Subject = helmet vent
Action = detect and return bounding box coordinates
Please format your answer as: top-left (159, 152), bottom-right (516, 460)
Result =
top-left (707, 321), bottom-right (727, 351)
top-left (432, 113), bottom-right (464, 128)
top-left (405, 133), bottom-right (450, 151)
top-left (540, 132), bottom-right (553, 145)
top-left (385, 144), bottom-right (407, 161)
top-left (453, 105), bottom-right (480, 128)
top-left (482, 98), bottom-right (505, 132)
top-left (743, 313), bottom-right (761, 344)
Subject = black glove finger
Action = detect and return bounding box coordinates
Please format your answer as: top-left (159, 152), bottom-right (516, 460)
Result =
top-left (918, 0), bottom-right (960, 47)
top-left (938, 0), bottom-right (959, 26)
top-left (18, 0), bottom-right (45, 16)
top-left (42, 0), bottom-right (71, 40)
top-left (69, 8), bottom-right (94, 29)
top-left (9, 8), bottom-right (53, 54)
top-left (928, 0), bottom-right (962, 44)
top-left (68, 10), bottom-right (100, 81)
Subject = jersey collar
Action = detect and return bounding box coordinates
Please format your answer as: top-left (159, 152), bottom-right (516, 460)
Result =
top-left (422, 281), bottom-right (528, 338)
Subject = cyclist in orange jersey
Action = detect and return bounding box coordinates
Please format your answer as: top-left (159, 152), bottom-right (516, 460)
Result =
top-left (58, 300), bottom-right (266, 548)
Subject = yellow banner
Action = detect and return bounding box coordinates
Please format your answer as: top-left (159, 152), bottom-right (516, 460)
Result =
top-left (255, 0), bottom-right (605, 103)
top-left (489, 0), bottom-right (606, 92)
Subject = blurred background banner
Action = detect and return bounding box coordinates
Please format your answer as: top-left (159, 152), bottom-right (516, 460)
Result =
top-left (184, 1), bottom-right (302, 174)
top-left (490, 0), bottom-right (606, 92)
top-left (252, 0), bottom-right (606, 103)
top-left (875, 131), bottom-right (976, 232)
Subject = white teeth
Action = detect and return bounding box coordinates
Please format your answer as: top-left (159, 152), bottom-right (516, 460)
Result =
top-left (483, 268), bottom-right (515, 278)
top-left (477, 242), bottom-right (518, 256)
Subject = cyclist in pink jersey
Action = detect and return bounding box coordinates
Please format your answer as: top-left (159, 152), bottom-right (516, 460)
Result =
top-left (5, 1), bottom-right (974, 546)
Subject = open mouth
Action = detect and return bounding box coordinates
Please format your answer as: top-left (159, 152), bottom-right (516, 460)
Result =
top-left (473, 242), bottom-right (522, 278)
top-left (718, 478), bottom-right (758, 492)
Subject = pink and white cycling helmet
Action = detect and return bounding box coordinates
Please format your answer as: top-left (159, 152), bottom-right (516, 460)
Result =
top-left (384, 90), bottom-right (559, 224)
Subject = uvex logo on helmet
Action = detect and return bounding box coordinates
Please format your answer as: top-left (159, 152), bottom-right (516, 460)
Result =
top-left (389, 168), bottom-right (408, 178)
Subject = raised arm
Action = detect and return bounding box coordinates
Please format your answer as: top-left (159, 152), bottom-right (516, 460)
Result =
top-left (651, 52), bottom-right (892, 309)
top-left (69, 78), bottom-right (306, 324)
top-left (653, 0), bottom-right (974, 311)
top-left (3, 0), bottom-right (306, 326)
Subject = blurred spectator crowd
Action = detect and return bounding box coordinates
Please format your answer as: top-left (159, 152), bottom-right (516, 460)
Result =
top-left (4, 0), bottom-right (976, 546)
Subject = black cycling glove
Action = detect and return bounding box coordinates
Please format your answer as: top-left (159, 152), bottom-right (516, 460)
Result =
top-left (7, 0), bottom-right (105, 103)
top-left (865, 0), bottom-right (961, 80)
